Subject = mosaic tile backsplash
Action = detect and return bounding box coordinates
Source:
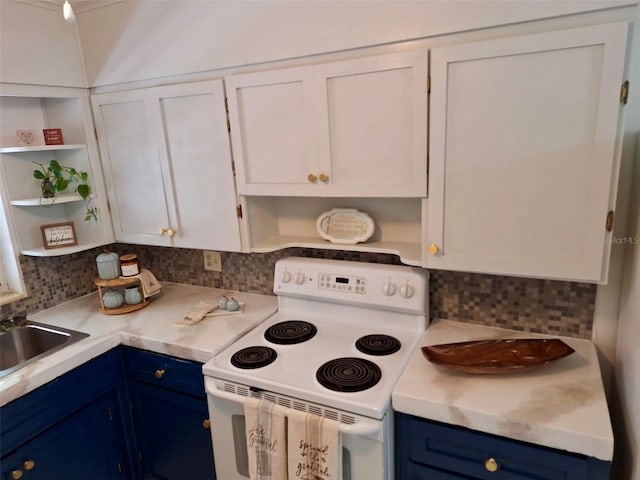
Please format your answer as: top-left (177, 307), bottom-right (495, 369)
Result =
top-left (1, 244), bottom-right (596, 338)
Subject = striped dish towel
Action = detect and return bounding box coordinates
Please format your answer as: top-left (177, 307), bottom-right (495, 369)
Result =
top-left (244, 397), bottom-right (288, 480)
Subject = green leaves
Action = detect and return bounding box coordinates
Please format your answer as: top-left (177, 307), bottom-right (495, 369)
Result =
top-left (32, 160), bottom-right (96, 221)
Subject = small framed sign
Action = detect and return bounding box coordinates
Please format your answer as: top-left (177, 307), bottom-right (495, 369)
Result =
top-left (16, 130), bottom-right (38, 146)
top-left (43, 128), bottom-right (64, 145)
top-left (40, 222), bottom-right (77, 249)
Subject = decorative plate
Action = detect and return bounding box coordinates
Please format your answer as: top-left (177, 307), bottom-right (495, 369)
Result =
top-left (421, 339), bottom-right (575, 374)
top-left (316, 209), bottom-right (374, 245)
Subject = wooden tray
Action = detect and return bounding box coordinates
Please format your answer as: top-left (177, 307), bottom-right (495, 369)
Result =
top-left (421, 339), bottom-right (574, 374)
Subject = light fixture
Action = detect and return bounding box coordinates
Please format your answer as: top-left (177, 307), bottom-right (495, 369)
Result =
top-left (63, 0), bottom-right (75, 22)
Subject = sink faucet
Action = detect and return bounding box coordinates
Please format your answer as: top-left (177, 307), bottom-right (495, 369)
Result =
top-left (0, 315), bottom-right (27, 331)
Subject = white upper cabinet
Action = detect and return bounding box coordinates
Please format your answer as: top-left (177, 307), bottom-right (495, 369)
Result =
top-left (426, 22), bottom-right (629, 283)
top-left (92, 80), bottom-right (242, 251)
top-left (226, 51), bottom-right (428, 197)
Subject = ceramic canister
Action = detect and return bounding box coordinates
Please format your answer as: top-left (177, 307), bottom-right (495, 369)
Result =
top-left (103, 290), bottom-right (124, 309)
top-left (125, 286), bottom-right (142, 305)
top-left (96, 250), bottom-right (120, 279)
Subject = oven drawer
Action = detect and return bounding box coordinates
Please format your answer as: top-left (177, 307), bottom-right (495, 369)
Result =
top-left (122, 346), bottom-right (205, 398)
top-left (396, 413), bottom-right (610, 480)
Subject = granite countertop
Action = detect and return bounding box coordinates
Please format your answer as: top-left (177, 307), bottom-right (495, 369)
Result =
top-left (0, 282), bottom-right (278, 407)
top-left (392, 319), bottom-right (613, 461)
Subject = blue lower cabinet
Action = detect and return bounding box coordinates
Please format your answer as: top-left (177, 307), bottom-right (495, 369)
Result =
top-left (0, 350), bottom-right (134, 480)
top-left (122, 347), bottom-right (216, 480)
top-left (395, 412), bottom-right (611, 480)
top-left (1, 347), bottom-right (217, 480)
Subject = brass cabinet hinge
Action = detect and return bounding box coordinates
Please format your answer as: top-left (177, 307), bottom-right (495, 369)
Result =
top-left (620, 81), bottom-right (629, 105)
top-left (427, 76), bottom-right (431, 94)
top-left (237, 204), bottom-right (243, 219)
top-left (108, 407), bottom-right (113, 421)
top-left (224, 97), bottom-right (229, 113)
top-left (606, 210), bottom-right (615, 232)
top-left (117, 463), bottom-right (122, 473)
top-left (226, 118), bottom-right (231, 133)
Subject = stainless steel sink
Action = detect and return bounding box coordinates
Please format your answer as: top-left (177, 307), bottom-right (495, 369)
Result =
top-left (0, 319), bottom-right (89, 378)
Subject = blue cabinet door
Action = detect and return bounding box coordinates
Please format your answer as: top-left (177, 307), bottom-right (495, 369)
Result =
top-left (1, 392), bottom-right (128, 480)
top-left (395, 413), bottom-right (611, 480)
top-left (127, 380), bottom-right (216, 480)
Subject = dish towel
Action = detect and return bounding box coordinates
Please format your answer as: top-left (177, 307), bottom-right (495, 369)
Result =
top-left (126, 268), bottom-right (162, 298)
top-left (244, 397), bottom-right (288, 480)
top-left (287, 408), bottom-right (341, 480)
top-left (174, 301), bottom-right (218, 325)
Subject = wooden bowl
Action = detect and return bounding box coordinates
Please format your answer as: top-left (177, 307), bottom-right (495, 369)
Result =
top-left (421, 339), bottom-right (575, 374)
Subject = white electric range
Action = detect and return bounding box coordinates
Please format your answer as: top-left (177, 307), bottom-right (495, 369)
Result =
top-left (203, 256), bottom-right (428, 480)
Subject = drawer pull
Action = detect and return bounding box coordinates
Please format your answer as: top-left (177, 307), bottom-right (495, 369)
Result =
top-left (154, 369), bottom-right (166, 379)
top-left (485, 457), bottom-right (499, 472)
top-left (319, 173), bottom-right (329, 183)
top-left (11, 470), bottom-right (23, 480)
top-left (307, 173), bottom-right (318, 183)
top-left (23, 460), bottom-right (35, 471)
top-left (202, 418), bottom-right (211, 429)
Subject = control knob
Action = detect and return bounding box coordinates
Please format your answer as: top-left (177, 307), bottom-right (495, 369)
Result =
top-left (381, 281), bottom-right (396, 296)
top-left (280, 270), bottom-right (292, 283)
top-left (399, 283), bottom-right (414, 299)
top-left (295, 272), bottom-right (306, 285)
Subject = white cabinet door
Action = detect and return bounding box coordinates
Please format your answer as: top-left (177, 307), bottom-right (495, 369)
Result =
top-left (92, 80), bottom-right (241, 251)
top-left (226, 50), bottom-right (428, 197)
top-left (92, 91), bottom-right (171, 246)
top-left (427, 22), bottom-right (629, 282)
top-left (317, 52), bottom-right (428, 197)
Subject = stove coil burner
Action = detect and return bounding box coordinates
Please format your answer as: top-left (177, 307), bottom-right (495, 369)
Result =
top-left (316, 357), bottom-right (382, 392)
top-left (230, 346), bottom-right (277, 369)
top-left (355, 334), bottom-right (401, 356)
top-left (264, 321), bottom-right (317, 345)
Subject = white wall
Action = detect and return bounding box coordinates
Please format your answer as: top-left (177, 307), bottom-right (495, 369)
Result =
top-left (612, 138), bottom-right (640, 479)
top-left (0, 0), bottom-right (86, 87)
top-left (77, 0), bottom-right (634, 87)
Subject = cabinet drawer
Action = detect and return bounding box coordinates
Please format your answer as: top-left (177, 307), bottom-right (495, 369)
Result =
top-left (397, 413), bottom-right (609, 480)
top-left (122, 346), bottom-right (205, 398)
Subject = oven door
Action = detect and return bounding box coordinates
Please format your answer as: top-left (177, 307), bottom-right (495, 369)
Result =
top-left (205, 377), bottom-right (391, 480)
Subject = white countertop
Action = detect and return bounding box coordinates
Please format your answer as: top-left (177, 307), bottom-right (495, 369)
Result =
top-left (392, 319), bottom-right (614, 461)
top-left (0, 283), bottom-right (278, 407)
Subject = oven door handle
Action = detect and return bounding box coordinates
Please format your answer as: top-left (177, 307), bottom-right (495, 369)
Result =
top-left (206, 380), bottom-right (382, 438)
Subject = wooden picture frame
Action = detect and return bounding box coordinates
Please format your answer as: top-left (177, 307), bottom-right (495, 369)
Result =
top-left (40, 222), bottom-right (77, 249)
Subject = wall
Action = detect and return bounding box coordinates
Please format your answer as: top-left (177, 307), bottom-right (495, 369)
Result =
top-left (76, 0), bottom-right (634, 87)
top-left (0, 0), bottom-right (86, 87)
top-left (1, 244), bottom-right (597, 340)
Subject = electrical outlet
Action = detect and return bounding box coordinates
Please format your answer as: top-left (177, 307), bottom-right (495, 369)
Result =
top-left (203, 251), bottom-right (222, 272)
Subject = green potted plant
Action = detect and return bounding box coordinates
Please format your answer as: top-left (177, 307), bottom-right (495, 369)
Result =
top-left (32, 159), bottom-right (97, 221)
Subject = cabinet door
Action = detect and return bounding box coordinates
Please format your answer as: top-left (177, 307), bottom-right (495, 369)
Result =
top-left (127, 380), bottom-right (216, 480)
top-left (93, 81), bottom-right (242, 251)
top-left (148, 81), bottom-right (241, 251)
top-left (427, 22), bottom-right (628, 282)
top-left (226, 66), bottom-right (319, 195)
top-left (317, 51), bottom-right (428, 197)
top-left (226, 51), bottom-right (428, 197)
top-left (92, 90), bottom-right (173, 246)
top-left (1, 393), bottom-right (129, 480)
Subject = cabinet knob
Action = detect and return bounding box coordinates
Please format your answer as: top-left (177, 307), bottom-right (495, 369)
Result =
top-left (202, 419), bottom-right (211, 429)
top-left (11, 470), bottom-right (23, 480)
top-left (23, 460), bottom-right (35, 471)
top-left (167, 228), bottom-right (176, 237)
top-left (428, 243), bottom-right (439, 255)
top-left (154, 369), bottom-right (165, 379)
top-left (484, 457), bottom-right (499, 473)
top-left (319, 173), bottom-right (329, 183)
top-left (158, 227), bottom-right (166, 235)
top-left (307, 173), bottom-right (318, 183)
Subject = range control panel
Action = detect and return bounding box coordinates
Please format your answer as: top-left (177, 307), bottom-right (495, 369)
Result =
top-left (274, 257), bottom-right (428, 314)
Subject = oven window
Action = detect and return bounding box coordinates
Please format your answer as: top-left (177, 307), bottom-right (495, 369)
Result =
top-left (231, 414), bottom-right (249, 477)
top-left (230, 414), bottom-right (352, 480)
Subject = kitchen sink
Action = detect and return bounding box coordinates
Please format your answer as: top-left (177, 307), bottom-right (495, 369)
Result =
top-left (0, 319), bottom-right (89, 378)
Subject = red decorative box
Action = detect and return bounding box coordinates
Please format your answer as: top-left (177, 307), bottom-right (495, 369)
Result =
top-left (43, 128), bottom-right (64, 145)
